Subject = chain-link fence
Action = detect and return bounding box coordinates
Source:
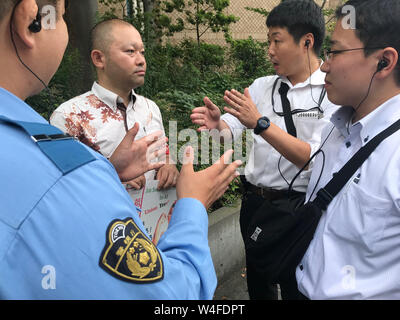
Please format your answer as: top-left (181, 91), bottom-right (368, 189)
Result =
top-left (166, 0), bottom-right (279, 45)
top-left (165, 0), bottom-right (343, 45)
top-left (97, 0), bottom-right (345, 45)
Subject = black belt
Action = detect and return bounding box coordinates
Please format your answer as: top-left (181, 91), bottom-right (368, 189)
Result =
top-left (247, 184), bottom-right (293, 201)
top-left (241, 176), bottom-right (303, 201)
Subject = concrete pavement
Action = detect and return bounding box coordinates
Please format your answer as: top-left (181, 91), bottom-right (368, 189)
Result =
top-left (213, 264), bottom-right (249, 300)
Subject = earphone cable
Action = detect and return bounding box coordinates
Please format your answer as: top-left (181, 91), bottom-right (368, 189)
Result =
top-left (306, 46), bottom-right (320, 107)
top-left (9, 2), bottom-right (49, 91)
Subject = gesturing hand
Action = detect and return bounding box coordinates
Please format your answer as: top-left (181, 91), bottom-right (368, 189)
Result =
top-left (223, 88), bottom-right (261, 129)
top-left (110, 123), bottom-right (167, 182)
top-left (177, 146), bottom-right (242, 210)
top-left (190, 97), bottom-right (221, 131)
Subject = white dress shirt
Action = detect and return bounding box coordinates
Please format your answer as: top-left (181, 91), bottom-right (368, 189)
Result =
top-left (221, 68), bottom-right (338, 192)
top-left (296, 94), bottom-right (400, 299)
top-left (50, 81), bottom-right (165, 159)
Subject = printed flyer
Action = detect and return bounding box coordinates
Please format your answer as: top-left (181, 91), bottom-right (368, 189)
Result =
top-left (128, 180), bottom-right (177, 245)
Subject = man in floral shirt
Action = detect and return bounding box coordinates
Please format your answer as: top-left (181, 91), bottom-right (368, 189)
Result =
top-left (51, 18), bottom-right (178, 191)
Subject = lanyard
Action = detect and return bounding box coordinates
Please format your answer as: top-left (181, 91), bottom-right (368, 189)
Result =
top-left (270, 77), bottom-right (326, 116)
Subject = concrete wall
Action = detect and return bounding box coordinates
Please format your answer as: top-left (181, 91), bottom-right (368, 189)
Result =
top-left (208, 201), bottom-right (245, 284)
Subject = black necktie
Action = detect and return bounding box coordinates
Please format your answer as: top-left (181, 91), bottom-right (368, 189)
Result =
top-left (278, 82), bottom-right (297, 137)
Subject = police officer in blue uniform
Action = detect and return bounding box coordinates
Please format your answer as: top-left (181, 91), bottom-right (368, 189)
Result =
top-left (0, 0), bottom-right (241, 299)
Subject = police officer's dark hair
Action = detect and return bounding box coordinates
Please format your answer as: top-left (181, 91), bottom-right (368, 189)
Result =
top-left (266, 0), bottom-right (325, 56)
top-left (336, 0), bottom-right (400, 85)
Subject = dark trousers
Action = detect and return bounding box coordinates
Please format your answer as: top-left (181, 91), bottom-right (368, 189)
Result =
top-left (240, 189), bottom-right (305, 300)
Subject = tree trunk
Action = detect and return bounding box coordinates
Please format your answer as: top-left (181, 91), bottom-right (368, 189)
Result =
top-left (142, 0), bottom-right (155, 13)
top-left (65, 0), bottom-right (98, 92)
top-left (127, 0), bottom-right (134, 18)
top-left (141, 0), bottom-right (158, 45)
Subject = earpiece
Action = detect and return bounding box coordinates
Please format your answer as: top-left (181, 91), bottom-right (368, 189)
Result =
top-left (305, 40), bottom-right (311, 48)
top-left (28, 11), bottom-right (42, 33)
top-left (377, 59), bottom-right (388, 72)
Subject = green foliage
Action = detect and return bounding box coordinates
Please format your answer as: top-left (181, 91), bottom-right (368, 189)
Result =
top-left (228, 37), bottom-right (273, 79)
top-left (244, 6), bottom-right (269, 17)
top-left (159, 0), bottom-right (239, 44)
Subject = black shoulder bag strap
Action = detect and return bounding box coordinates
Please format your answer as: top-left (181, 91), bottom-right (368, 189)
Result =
top-left (273, 117), bottom-right (400, 283)
top-left (313, 117), bottom-right (400, 210)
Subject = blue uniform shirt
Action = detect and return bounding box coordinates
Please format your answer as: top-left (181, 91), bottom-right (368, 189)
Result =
top-left (0, 88), bottom-right (216, 299)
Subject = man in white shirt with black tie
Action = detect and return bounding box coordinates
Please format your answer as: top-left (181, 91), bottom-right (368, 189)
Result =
top-left (191, 0), bottom-right (338, 300)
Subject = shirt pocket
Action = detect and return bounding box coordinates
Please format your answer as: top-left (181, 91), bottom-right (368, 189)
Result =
top-left (325, 182), bottom-right (392, 252)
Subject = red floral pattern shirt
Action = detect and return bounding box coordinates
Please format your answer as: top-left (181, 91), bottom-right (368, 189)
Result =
top-left (50, 82), bottom-right (165, 159)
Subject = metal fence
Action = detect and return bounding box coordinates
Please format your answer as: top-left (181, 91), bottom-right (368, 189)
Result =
top-left (167, 0), bottom-right (280, 45)
top-left (165, 0), bottom-right (344, 45)
top-left (97, 0), bottom-right (345, 45)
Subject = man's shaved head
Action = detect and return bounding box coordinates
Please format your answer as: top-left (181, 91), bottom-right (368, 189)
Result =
top-left (90, 18), bottom-right (146, 91)
top-left (90, 18), bottom-right (137, 54)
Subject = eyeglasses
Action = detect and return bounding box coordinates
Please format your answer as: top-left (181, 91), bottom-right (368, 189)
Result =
top-left (324, 47), bottom-right (384, 61)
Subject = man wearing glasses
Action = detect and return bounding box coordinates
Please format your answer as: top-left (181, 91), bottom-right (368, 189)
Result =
top-left (191, 0), bottom-right (338, 300)
top-left (297, 0), bottom-right (400, 299)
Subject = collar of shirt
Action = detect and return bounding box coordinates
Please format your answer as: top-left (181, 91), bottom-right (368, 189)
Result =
top-left (0, 88), bottom-right (45, 124)
top-left (91, 82), bottom-right (137, 112)
top-left (331, 93), bottom-right (400, 146)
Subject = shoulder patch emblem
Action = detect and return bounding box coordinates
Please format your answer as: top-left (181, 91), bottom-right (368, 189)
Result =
top-left (99, 218), bottom-right (164, 283)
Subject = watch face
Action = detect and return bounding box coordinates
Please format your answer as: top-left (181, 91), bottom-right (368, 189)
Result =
top-left (255, 117), bottom-right (270, 134)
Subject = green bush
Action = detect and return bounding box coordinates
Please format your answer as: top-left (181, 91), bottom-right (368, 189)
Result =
top-left (228, 36), bottom-right (273, 79)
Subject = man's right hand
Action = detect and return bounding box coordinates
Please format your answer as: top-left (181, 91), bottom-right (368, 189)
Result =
top-left (110, 123), bottom-right (167, 183)
top-left (177, 146), bottom-right (242, 210)
top-left (190, 97), bottom-right (221, 131)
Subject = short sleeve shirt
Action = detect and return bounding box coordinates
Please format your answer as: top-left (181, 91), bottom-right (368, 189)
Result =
top-left (221, 68), bottom-right (339, 192)
top-left (50, 82), bottom-right (165, 159)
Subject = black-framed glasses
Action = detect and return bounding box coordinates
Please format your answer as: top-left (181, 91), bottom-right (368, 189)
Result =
top-left (324, 47), bottom-right (384, 61)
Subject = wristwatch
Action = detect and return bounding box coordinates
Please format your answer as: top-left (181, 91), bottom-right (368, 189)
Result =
top-left (254, 116), bottom-right (271, 135)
